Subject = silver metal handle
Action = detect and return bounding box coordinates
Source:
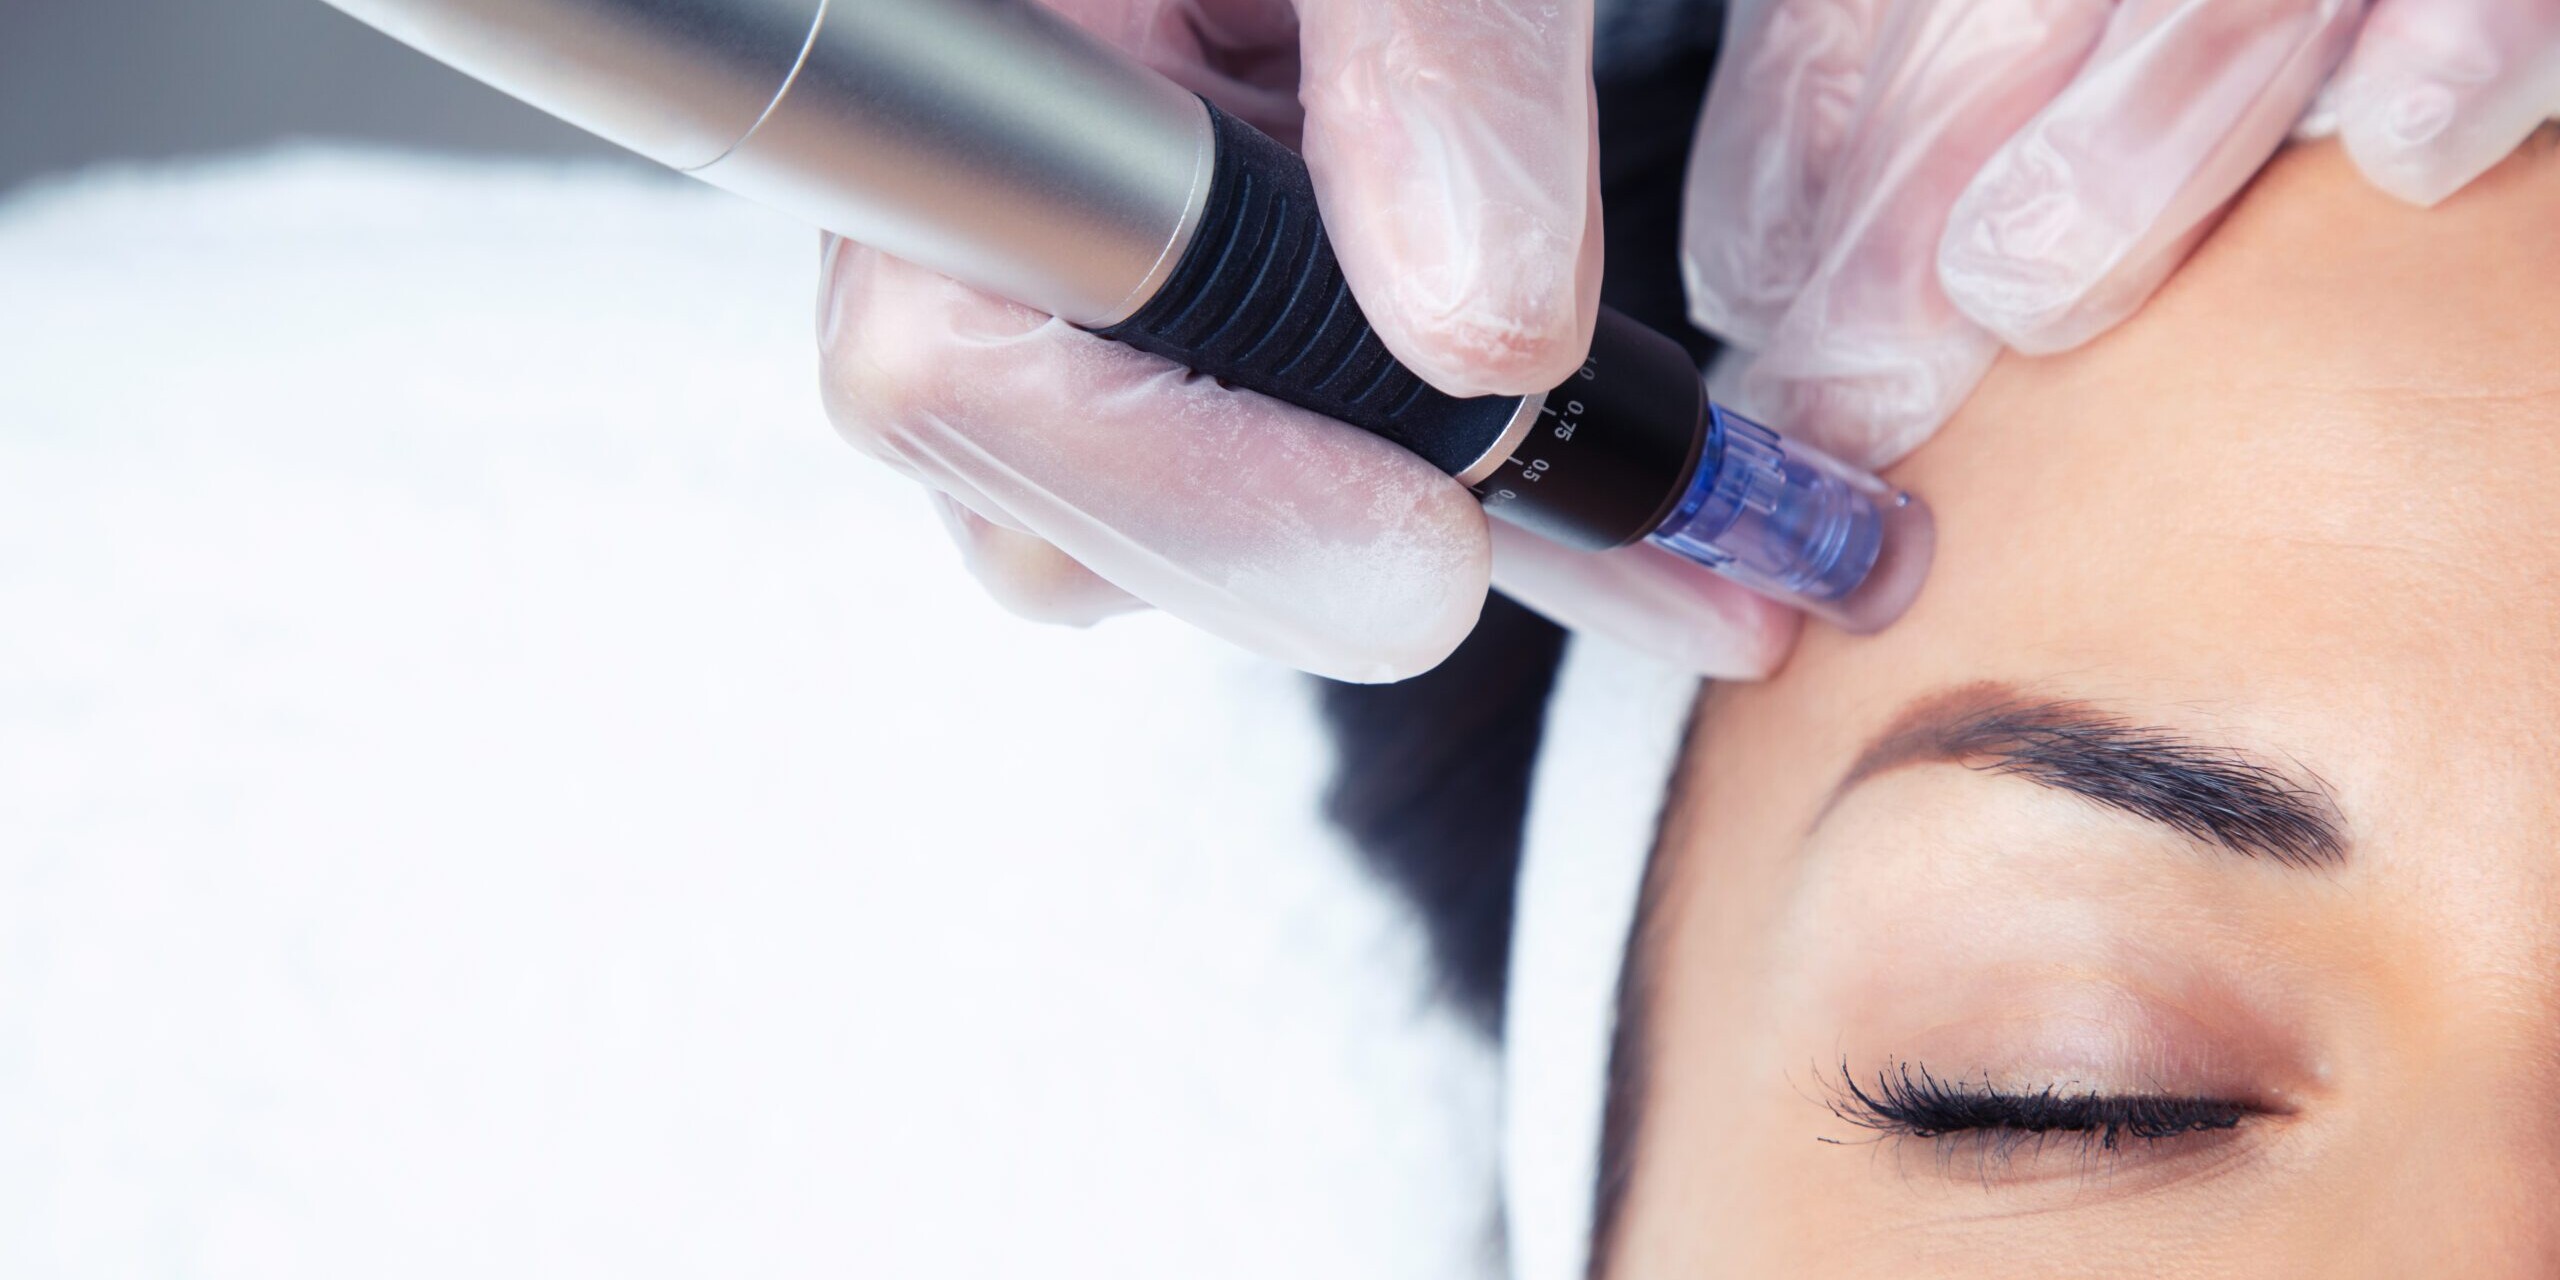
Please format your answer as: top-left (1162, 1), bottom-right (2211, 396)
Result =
top-left (325, 0), bottom-right (1215, 326)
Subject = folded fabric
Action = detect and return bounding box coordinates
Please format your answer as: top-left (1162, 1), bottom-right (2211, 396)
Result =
top-left (1506, 636), bottom-right (1698, 1280)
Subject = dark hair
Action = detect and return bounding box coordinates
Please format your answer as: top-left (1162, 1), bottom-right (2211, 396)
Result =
top-left (1315, 33), bottom-right (1727, 1038)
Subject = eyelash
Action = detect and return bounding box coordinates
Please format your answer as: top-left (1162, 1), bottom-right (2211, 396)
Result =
top-left (1825, 1060), bottom-right (2252, 1160)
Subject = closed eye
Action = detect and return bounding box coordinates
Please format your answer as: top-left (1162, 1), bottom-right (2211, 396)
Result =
top-left (1825, 1059), bottom-right (2256, 1154)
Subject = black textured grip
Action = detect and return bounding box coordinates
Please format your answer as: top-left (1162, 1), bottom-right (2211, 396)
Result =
top-left (1099, 101), bottom-right (1708, 553)
top-left (1097, 103), bottom-right (1519, 477)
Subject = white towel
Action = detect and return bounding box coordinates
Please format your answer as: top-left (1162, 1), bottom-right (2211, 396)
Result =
top-left (0, 151), bottom-right (1498, 1279)
top-left (1504, 638), bottom-right (1697, 1280)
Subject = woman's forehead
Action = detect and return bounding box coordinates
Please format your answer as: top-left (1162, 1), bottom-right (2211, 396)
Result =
top-left (1805, 139), bottom-right (2560, 722)
top-left (1684, 139), bottom-right (2560, 886)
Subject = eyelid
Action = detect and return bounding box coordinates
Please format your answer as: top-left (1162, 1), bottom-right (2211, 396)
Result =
top-left (1788, 865), bottom-right (2330, 1111)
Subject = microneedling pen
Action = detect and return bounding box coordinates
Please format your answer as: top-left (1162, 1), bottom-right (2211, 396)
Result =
top-left (324, 0), bottom-right (1934, 631)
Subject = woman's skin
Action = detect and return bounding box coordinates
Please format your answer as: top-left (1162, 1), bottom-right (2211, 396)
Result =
top-left (1599, 132), bottom-right (2560, 1277)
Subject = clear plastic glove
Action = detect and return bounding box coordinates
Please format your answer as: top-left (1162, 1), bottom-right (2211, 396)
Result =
top-left (2323, 0), bottom-right (2560, 207)
top-left (1685, 0), bottom-right (2368, 469)
top-left (819, 0), bottom-right (1595, 686)
top-left (819, 0), bottom-right (1795, 684)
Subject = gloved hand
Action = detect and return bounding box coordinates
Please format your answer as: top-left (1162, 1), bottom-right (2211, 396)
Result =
top-left (819, 0), bottom-right (1800, 684)
top-left (1685, 0), bottom-right (2372, 470)
top-left (2323, 0), bottom-right (2560, 206)
top-left (816, 0), bottom-right (1794, 684)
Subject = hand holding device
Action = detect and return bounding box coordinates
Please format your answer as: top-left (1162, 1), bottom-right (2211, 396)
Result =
top-left (812, 0), bottom-right (1622, 682)
top-left (815, 0), bottom-right (1829, 683)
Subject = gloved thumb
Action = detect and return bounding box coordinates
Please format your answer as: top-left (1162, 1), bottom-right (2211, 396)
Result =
top-left (2331, 0), bottom-right (2560, 208)
top-left (1937, 0), bottom-right (2365, 356)
top-left (1294, 0), bottom-right (1604, 400)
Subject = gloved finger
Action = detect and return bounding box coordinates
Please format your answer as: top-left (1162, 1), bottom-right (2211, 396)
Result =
top-left (1490, 523), bottom-right (1801, 681)
top-left (928, 492), bottom-right (1148, 628)
top-left (2332, 0), bottom-right (2560, 207)
top-left (1055, 0), bottom-right (1307, 140)
top-left (1682, 0), bottom-right (1906, 350)
top-left (818, 239), bottom-right (1492, 684)
top-left (1940, 0), bottom-right (2366, 356)
top-left (1294, 0), bottom-right (1603, 398)
top-left (1737, 0), bottom-right (2110, 469)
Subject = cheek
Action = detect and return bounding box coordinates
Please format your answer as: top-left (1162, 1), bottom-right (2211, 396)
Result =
top-left (1607, 1007), bottom-right (1855, 1280)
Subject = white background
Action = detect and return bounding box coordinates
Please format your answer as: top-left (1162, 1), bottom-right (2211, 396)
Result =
top-left (0, 153), bottom-right (1498, 1278)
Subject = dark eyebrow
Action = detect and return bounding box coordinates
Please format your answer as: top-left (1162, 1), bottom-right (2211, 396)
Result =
top-left (1825, 682), bottom-right (2346, 869)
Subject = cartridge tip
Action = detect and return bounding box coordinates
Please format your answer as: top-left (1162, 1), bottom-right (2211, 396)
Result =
top-left (1646, 404), bottom-right (1933, 634)
top-left (1824, 488), bottom-right (1933, 634)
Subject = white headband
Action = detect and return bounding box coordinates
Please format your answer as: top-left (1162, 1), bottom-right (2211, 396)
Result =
top-left (1503, 636), bottom-right (1699, 1280)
